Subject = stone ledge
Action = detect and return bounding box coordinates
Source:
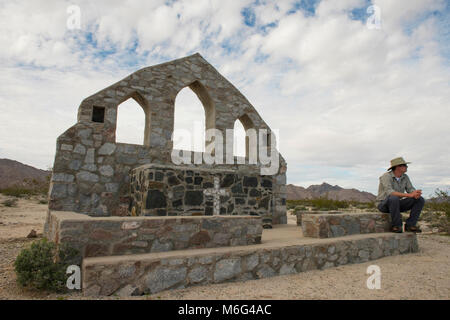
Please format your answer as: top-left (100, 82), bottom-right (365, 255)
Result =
top-left (302, 212), bottom-right (391, 238)
top-left (82, 232), bottom-right (418, 296)
top-left (45, 211), bottom-right (262, 262)
top-left (296, 211), bottom-right (344, 226)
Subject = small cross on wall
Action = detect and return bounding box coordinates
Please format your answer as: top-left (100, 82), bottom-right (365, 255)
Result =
top-left (203, 177), bottom-right (230, 216)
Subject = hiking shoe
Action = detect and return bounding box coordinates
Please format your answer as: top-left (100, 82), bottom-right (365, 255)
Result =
top-left (391, 226), bottom-right (403, 233)
top-left (405, 224), bottom-right (422, 233)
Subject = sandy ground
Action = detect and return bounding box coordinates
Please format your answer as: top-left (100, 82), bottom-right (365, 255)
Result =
top-left (0, 194), bottom-right (47, 239)
top-left (0, 196), bottom-right (449, 300)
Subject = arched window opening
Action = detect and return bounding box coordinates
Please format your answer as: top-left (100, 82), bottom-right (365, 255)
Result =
top-left (235, 114), bottom-right (257, 162)
top-left (116, 97), bottom-right (146, 145)
top-left (233, 119), bottom-right (246, 158)
top-left (173, 86), bottom-right (206, 152)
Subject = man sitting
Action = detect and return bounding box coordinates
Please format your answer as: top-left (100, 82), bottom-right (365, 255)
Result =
top-left (376, 157), bottom-right (425, 233)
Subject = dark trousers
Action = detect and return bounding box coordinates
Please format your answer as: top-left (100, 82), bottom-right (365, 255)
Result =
top-left (378, 195), bottom-right (425, 227)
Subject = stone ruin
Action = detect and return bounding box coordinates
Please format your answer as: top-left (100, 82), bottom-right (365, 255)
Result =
top-left (44, 54), bottom-right (418, 296)
top-left (47, 53), bottom-right (287, 224)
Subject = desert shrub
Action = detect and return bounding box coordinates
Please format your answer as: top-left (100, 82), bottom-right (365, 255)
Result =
top-left (0, 176), bottom-right (50, 198)
top-left (14, 239), bottom-right (79, 292)
top-left (38, 199), bottom-right (48, 204)
top-left (294, 205), bottom-right (307, 213)
top-left (2, 198), bottom-right (18, 207)
top-left (0, 186), bottom-right (35, 197)
top-left (310, 197), bottom-right (350, 211)
top-left (0, 186), bottom-right (48, 198)
top-left (365, 201), bottom-right (376, 209)
top-left (286, 201), bottom-right (298, 210)
top-left (423, 189), bottom-right (450, 234)
top-left (352, 202), bottom-right (375, 210)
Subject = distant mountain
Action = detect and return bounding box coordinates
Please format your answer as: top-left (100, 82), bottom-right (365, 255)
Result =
top-left (0, 159), bottom-right (51, 189)
top-left (286, 182), bottom-right (376, 203)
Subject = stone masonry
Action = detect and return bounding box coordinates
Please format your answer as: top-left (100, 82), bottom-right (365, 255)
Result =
top-left (47, 53), bottom-right (287, 225)
top-left (296, 210), bottom-right (343, 226)
top-left (83, 232), bottom-right (418, 296)
top-left (302, 212), bottom-right (391, 238)
top-left (43, 53), bottom-right (421, 298)
top-left (46, 211), bottom-right (263, 264)
top-left (130, 164), bottom-right (274, 218)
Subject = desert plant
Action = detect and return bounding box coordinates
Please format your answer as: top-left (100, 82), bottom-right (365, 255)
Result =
top-left (0, 176), bottom-right (50, 198)
top-left (14, 239), bottom-right (79, 292)
top-left (2, 198), bottom-right (18, 207)
top-left (294, 205), bottom-right (307, 213)
top-left (0, 186), bottom-right (33, 197)
top-left (423, 189), bottom-right (450, 234)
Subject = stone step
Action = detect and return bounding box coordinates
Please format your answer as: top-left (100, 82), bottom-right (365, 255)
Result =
top-left (301, 212), bottom-right (391, 238)
top-left (45, 211), bottom-right (263, 263)
top-left (296, 210), bottom-right (344, 226)
top-left (82, 229), bottom-right (417, 296)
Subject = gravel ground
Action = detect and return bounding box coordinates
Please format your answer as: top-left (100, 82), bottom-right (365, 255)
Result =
top-left (1, 234), bottom-right (449, 300)
top-left (0, 194), bottom-right (47, 240)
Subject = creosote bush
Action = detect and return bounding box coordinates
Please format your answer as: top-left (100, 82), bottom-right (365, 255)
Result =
top-left (0, 176), bottom-right (50, 198)
top-left (2, 198), bottom-right (18, 207)
top-left (14, 239), bottom-right (79, 292)
top-left (423, 189), bottom-right (450, 234)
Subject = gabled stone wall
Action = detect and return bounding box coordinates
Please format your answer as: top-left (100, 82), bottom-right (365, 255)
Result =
top-left (48, 53), bottom-right (287, 224)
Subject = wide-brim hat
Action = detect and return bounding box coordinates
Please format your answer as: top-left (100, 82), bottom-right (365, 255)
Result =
top-left (388, 157), bottom-right (411, 171)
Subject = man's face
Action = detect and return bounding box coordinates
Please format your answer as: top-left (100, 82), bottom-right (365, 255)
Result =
top-left (396, 164), bottom-right (408, 175)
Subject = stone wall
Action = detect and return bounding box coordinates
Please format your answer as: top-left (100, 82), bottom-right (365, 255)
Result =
top-left (296, 211), bottom-right (344, 226)
top-left (130, 164), bottom-right (274, 219)
top-left (48, 53), bottom-right (287, 224)
top-left (45, 211), bottom-right (262, 263)
top-left (302, 212), bottom-right (391, 238)
top-left (82, 232), bottom-right (418, 296)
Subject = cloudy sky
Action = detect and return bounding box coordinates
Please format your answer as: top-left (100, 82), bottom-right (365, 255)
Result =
top-left (0, 0), bottom-right (449, 197)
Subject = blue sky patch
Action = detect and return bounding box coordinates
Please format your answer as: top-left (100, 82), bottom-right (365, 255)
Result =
top-left (348, 0), bottom-right (372, 22)
top-left (242, 7), bottom-right (256, 27)
top-left (287, 0), bottom-right (318, 16)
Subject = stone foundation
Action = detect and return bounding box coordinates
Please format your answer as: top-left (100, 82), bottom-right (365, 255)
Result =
top-left (302, 212), bottom-right (391, 238)
top-left (82, 232), bottom-right (418, 296)
top-left (45, 211), bottom-right (262, 263)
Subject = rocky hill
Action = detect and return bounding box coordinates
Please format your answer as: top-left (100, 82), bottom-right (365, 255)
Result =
top-left (0, 159), bottom-right (50, 189)
top-left (286, 182), bottom-right (376, 203)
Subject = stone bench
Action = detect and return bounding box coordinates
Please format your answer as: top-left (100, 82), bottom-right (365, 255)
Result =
top-left (45, 211), bottom-right (262, 262)
top-left (302, 212), bottom-right (391, 238)
top-left (296, 211), bottom-right (344, 226)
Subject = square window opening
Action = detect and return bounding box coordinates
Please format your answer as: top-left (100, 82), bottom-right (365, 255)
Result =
top-left (92, 106), bottom-right (105, 123)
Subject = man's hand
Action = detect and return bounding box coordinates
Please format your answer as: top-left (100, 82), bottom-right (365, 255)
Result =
top-left (410, 190), bottom-right (422, 199)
